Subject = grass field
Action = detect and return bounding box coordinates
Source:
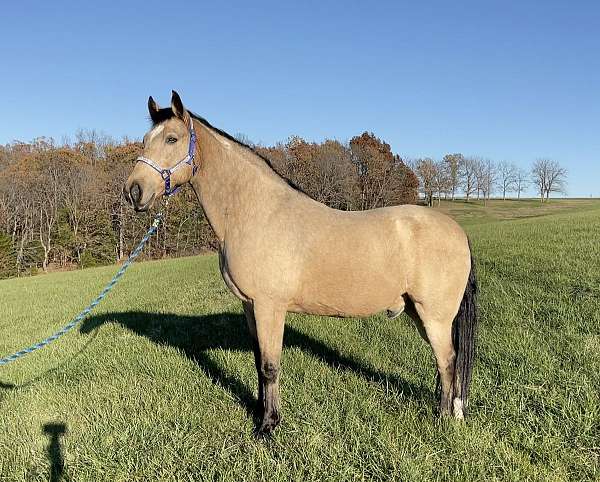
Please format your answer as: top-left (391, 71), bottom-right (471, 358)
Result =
top-left (1, 199), bottom-right (599, 481)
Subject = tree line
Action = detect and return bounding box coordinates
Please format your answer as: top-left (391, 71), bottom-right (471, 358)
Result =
top-left (0, 130), bottom-right (418, 278)
top-left (411, 155), bottom-right (567, 206)
top-left (0, 125), bottom-right (568, 279)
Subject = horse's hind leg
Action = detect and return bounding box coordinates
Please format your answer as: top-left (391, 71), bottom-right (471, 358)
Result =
top-left (413, 304), bottom-right (456, 417)
top-left (403, 294), bottom-right (429, 343)
top-left (252, 300), bottom-right (286, 436)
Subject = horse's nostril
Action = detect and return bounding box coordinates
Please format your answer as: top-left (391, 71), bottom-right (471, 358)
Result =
top-left (130, 183), bottom-right (142, 204)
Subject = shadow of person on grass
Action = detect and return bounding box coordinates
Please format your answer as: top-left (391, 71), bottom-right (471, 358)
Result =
top-left (79, 311), bottom-right (432, 424)
top-left (43, 422), bottom-right (67, 482)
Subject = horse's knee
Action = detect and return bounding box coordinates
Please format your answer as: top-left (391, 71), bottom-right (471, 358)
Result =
top-left (261, 360), bottom-right (279, 384)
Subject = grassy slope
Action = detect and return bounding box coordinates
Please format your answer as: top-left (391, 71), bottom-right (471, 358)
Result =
top-left (0, 200), bottom-right (599, 481)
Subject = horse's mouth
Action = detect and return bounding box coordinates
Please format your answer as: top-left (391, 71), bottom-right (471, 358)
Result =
top-left (134, 193), bottom-right (156, 212)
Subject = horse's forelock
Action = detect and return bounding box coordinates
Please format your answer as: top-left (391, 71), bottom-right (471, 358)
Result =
top-left (149, 108), bottom-right (177, 126)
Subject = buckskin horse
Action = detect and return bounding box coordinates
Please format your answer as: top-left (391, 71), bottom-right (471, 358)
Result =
top-left (123, 91), bottom-right (478, 435)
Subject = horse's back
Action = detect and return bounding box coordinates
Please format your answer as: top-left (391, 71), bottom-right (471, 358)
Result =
top-left (309, 203), bottom-right (469, 265)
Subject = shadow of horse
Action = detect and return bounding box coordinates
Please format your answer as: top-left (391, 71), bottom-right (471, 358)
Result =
top-left (79, 311), bottom-right (432, 422)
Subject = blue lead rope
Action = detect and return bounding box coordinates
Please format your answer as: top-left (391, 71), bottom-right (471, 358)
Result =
top-left (0, 212), bottom-right (163, 367)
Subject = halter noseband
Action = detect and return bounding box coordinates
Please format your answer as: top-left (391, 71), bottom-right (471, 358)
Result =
top-left (135, 121), bottom-right (197, 197)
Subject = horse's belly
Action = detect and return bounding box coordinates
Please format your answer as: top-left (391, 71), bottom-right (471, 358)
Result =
top-left (289, 295), bottom-right (401, 318)
top-left (291, 267), bottom-right (405, 318)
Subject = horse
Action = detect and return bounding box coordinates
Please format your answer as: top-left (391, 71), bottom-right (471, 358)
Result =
top-left (123, 91), bottom-right (478, 436)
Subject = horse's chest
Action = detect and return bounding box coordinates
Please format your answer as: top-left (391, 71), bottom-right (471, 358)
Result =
top-left (218, 247), bottom-right (250, 302)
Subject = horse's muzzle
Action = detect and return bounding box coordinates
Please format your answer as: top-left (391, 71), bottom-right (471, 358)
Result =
top-left (123, 182), bottom-right (156, 212)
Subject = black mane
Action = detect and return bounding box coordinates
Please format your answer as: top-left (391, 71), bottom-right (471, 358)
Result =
top-left (150, 108), bottom-right (305, 194)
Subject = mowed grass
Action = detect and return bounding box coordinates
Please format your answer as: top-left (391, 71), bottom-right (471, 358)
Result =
top-left (434, 197), bottom-right (600, 226)
top-left (0, 200), bottom-right (599, 481)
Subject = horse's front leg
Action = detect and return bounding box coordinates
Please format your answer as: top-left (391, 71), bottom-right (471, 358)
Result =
top-left (242, 301), bottom-right (264, 411)
top-left (252, 300), bottom-right (286, 436)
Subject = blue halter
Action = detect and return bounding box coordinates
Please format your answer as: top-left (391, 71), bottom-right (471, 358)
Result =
top-left (135, 121), bottom-right (198, 196)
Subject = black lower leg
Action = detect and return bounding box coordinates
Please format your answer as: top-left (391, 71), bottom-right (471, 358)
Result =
top-left (258, 361), bottom-right (281, 435)
top-left (437, 361), bottom-right (455, 416)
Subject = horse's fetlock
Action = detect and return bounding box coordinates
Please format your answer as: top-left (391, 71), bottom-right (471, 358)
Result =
top-left (452, 398), bottom-right (465, 420)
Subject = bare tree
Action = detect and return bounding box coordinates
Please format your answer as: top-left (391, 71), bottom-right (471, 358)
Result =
top-left (442, 153), bottom-right (463, 201)
top-left (433, 160), bottom-right (451, 205)
top-left (460, 157), bottom-right (478, 201)
top-left (497, 161), bottom-right (518, 200)
top-left (545, 160), bottom-right (567, 200)
top-left (531, 159), bottom-right (567, 202)
top-left (515, 167), bottom-right (529, 199)
top-left (234, 132), bottom-right (254, 147)
top-left (479, 159), bottom-right (498, 205)
top-left (472, 157), bottom-right (485, 200)
top-left (412, 158), bottom-right (438, 206)
top-left (37, 163), bottom-right (62, 271)
top-left (531, 159), bottom-right (547, 201)
top-left (74, 129), bottom-right (113, 166)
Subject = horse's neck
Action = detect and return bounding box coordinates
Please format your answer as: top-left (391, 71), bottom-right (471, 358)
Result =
top-left (190, 120), bottom-right (292, 242)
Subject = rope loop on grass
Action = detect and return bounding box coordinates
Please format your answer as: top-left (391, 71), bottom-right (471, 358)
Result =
top-left (0, 211), bottom-right (163, 367)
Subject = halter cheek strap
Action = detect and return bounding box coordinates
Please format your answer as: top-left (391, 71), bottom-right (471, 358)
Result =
top-left (135, 121), bottom-right (197, 197)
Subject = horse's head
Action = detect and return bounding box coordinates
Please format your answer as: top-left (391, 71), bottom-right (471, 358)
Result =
top-left (123, 91), bottom-right (197, 211)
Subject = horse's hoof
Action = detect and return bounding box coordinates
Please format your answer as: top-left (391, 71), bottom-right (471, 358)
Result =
top-left (255, 412), bottom-right (281, 438)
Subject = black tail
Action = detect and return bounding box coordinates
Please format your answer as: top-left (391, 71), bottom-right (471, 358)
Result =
top-left (451, 241), bottom-right (478, 416)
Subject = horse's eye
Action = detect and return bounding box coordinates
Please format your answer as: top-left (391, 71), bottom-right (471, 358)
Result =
top-left (166, 137), bottom-right (178, 144)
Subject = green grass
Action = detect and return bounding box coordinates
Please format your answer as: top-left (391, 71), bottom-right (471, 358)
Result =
top-left (1, 199), bottom-right (599, 481)
top-left (433, 197), bottom-right (600, 226)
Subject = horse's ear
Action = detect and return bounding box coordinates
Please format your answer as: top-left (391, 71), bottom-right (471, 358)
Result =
top-left (171, 90), bottom-right (188, 121)
top-left (148, 96), bottom-right (161, 124)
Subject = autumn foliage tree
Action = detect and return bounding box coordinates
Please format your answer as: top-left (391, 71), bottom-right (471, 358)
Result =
top-left (0, 232), bottom-right (17, 278)
top-left (349, 132), bottom-right (417, 209)
top-left (257, 132), bottom-right (417, 210)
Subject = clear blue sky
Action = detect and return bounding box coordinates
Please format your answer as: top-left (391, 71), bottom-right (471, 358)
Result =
top-left (1, 1), bottom-right (598, 196)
